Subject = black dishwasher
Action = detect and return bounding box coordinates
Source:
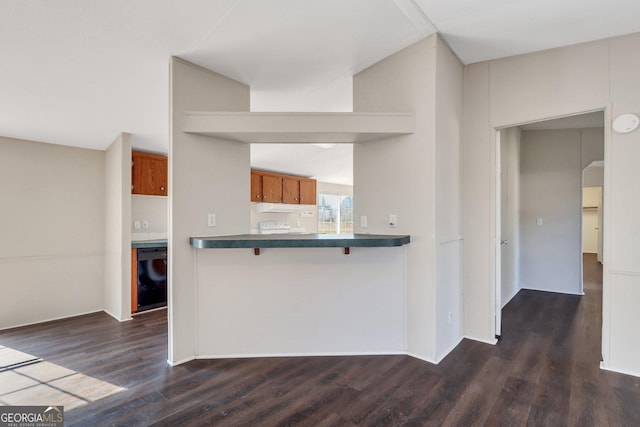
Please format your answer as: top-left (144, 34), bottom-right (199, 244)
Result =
top-left (137, 247), bottom-right (167, 312)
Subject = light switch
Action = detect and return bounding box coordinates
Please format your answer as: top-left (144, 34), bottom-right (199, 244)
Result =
top-left (536, 218), bottom-right (543, 226)
top-left (208, 213), bottom-right (216, 227)
top-left (142, 220), bottom-right (149, 229)
top-left (360, 216), bottom-right (368, 228)
top-left (389, 214), bottom-right (398, 228)
top-left (134, 220), bottom-right (141, 230)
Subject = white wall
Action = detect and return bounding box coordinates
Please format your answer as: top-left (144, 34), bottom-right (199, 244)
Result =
top-left (462, 32), bottom-right (640, 376)
top-left (354, 37), bottom-right (438, 361)
top-left (104, 133), bottom-right (132, 321)
top-left (169, 57), bottom-right (251, 365)
top-left (353, 35), bottom-right (464, 362)
top-left (434, 37), bottom-right (464, 361)
top-left (519, 128), bottom-right (603, 294)
top-left (171, 58), bottom-right (409, 363)
top-left (500, 127), bottom-right (521, 307)
top-left (131, 194), bottom-right (168, 239)
top-left (519, 130), bottom-right (583, 294)
top-left (0, 136), bottom-right (105, 329)
top-left (195, 247), bottom-right (405, 357)
top-left (584, 166), bottom-right (604, 188)
top-left (251, 74), bottom-right (352, 113)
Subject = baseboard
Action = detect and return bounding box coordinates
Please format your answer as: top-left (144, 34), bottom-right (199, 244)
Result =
top-left (195, 350), bottom-right (407, 360)
top-left (102, 309), bottom-right (132, 323)
top-left (520, 286), bottom-right (584, 296)
top-left (434, 336), bottom-right (464, 364)
top-left (463, 335), bottom-right (498, 346)
top-left (132, 306), bottom-right (167, 316)
top-left (501, 287), bottom-right (521, 308)
top-left (406, 352), bottom-right (437, 364)
top-left (0, 309), bottom-right (104, 331)
top-left (167, 356), bottom-right (196, 367)
top-left (600, 361), bottom-right (640, 378)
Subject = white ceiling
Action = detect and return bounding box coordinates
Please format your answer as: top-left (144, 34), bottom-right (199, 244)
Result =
top-left (2, 0), bottom-right (639, 183)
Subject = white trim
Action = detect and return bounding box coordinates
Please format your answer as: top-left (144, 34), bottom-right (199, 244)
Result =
top-left (0, 310), bottom-right (105, 331)
top-left (439, 236), bottom-right (463, 245)
top-left (464, 335), bottom-right (498, 346)
top-left (406, 352), bottom-right (437, 365)
top-left (131, 306), bottom-right (167, 316)
top-left (434, 336), bottom-right (464, 363)
top-left (520, 286), bottom-right (584, 296)
top-left (167, 356), bottom-right (196, 367)
top-left (600, 361), bottom-right (640, 378)
top-left (609, 269), bottom-right (640, 277)
top-left (195, 351), bottom-right (408, 360)
top-left (103, 308), bottom-right (133, 322)
top-left (494, 129), bottom-right (502, 338)
top-left (501, 287), bottom-right (520, 309)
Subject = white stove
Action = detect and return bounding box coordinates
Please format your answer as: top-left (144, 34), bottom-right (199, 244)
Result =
top-left (258, 221), bottom-right (291, 235)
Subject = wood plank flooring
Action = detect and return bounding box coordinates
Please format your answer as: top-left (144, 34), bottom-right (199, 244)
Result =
top-left (1, 254), bottom-right (639, 426)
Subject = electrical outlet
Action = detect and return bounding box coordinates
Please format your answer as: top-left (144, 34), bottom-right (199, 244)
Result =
top-left (536, 218), bottom-right (543, 226)
top-left (360, 216), bottom-right (368, 228)
top-left (142, 220), bottom-right (149, 229)
top-left (208, 213), bottom-right (216, 227)
top-left (389, 214), bottom-right (398, 228)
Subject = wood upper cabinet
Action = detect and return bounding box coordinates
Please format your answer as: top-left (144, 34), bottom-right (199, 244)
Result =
top-left (251, 169), bottom-right (316, 205)
top-left (282, 176), bottom-right (300, 204)
top-left (299, 178), bottom-right (316, 205)
top-left (132, 151), bottom-right (167, 196)
top-left (250, 170), bottom-right (263, 202)
top-left (261, 174), bottom-right (283, 203)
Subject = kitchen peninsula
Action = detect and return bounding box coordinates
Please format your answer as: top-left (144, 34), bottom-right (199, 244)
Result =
top-left (169, 37), bottom-right (463, 367)
top-left (190, 233), bottom-right (410, 252)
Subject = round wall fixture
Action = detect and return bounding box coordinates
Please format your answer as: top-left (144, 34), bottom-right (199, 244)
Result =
top-left (612, 113), bottom-right (640, 134)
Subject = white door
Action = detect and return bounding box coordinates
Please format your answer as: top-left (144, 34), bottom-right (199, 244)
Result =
top-left (495, 131), bottom-right (503, 337)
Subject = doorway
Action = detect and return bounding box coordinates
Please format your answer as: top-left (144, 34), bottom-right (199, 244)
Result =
top-left (495, 111), bottom-right (605, 337)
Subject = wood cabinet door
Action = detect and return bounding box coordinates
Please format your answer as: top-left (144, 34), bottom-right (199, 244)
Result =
top-left (282, 177), bottom-right (300, 204)
top-left (262, 174), bottom-right (282, 202)
top-left (154, 157), bottom-right (168, 196)
top-left (299, 179), bottom-right (316, 205)
top-left (250, 171), bottom-right (263, 202)
top-left (132, 152), bottom-right (167, 196)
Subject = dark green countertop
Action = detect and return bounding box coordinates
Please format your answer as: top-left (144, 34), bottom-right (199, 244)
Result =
top-left (190, 234), bottom-right (410, 249)
top-left (132, 239), bottom-right (167, 249)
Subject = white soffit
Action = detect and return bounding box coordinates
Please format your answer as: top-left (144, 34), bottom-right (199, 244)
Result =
top-left (520, 111), bottom-right (604, 131)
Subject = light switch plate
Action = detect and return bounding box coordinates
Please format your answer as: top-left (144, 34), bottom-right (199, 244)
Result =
top-left (389, 214), bottom-right (398, 228)
top-left (142, 220), bottom-right (149, 229)
top-left (360, 216), bottom-right (368, 228)
top-left (536, 218), bottom-right (543, 226)
top-left (134, 220), bottom-right (141, 230)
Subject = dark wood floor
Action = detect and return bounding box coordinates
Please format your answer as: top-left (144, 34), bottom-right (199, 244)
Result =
top-left (1, 254), bottom-right (639, 426)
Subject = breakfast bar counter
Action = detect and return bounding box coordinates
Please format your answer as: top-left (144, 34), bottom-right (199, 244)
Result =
top-left (190, 233), bottom-right (410, 254)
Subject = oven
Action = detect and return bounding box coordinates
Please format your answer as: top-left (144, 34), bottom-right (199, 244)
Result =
top-left (136, 247), bottom-right (167, 312)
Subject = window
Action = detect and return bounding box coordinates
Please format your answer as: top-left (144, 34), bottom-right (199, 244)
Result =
top-left (318, 193), bottom-right (353, 234)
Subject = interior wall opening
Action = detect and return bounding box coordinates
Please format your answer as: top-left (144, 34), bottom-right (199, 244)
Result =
top-left (250, 143), bottom-right (353, 234)
top-left (496, 110), bottom-right (605, 338)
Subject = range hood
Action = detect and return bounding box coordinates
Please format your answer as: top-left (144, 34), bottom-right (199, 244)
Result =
top-left (256, 203), bottom-right (313, 213)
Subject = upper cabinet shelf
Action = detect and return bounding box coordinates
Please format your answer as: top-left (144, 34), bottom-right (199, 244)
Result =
top-left (182, 111), bottom-right (415, 143)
